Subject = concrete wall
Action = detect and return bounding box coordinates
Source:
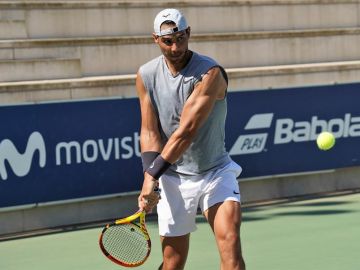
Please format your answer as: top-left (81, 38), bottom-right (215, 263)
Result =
top-left (1, 61), bottom-right (360, 104)
top-left (1, 0), bottom-right (359, 39)
top-left (241, 167), bottom-right (360, 203)
top-left (0, 193), bottom-right (140, 236)
top-left (1, 1), bottom-right (360, 82)
top-left (227, 61), bottom-right (360, 90)
top-left (1, 28), bottom-right (360, 81)
top-left (0, 58), bottom-right (81, 82)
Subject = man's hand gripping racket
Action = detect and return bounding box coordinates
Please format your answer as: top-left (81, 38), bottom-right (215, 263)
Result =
top-left (138, 173), bottom-right (161, 213)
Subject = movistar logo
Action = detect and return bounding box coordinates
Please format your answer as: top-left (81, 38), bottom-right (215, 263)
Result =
top-left (230, 113), bottom-right (360, 156)
top-left (0, 131), bottom-right (46, 180)
top-left (0, 131), bottom-right (141, 181)
top-left (230, 113), bottom-right (274, 155)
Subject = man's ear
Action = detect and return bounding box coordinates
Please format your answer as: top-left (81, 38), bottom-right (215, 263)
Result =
top-left (186, 27), bottom-right (191, 37)
top-left (152, 33), bottom-right (159, 44)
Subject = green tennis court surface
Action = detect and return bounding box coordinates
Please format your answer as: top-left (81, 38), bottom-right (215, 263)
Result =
top-left (1, 192), bottom-right (359, 269)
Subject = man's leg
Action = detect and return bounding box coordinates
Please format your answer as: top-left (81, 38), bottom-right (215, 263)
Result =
top-left (204, 201), bottom-right (245, 270)
top-left (159, 234), bottom-right (190, 270)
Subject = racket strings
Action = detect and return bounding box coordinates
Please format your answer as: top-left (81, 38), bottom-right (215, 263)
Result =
top-left (102, 223), bottom-right (150, 265)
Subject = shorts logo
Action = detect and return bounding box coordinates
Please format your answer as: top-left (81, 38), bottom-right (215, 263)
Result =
top-left (230, 113), bottom-right (274, 155)
top-left (0, 131), bottom-right (46, 180)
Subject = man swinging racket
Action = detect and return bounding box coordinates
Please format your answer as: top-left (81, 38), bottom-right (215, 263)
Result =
top-left (136, 8), bottom-right (246, 270)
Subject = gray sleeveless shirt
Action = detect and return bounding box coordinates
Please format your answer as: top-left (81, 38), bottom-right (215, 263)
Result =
top-left (139, 51), bottom-right (231, 176)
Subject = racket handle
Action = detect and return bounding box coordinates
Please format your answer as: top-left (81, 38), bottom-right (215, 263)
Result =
top-left (154, 187), bottom-right (161, 195)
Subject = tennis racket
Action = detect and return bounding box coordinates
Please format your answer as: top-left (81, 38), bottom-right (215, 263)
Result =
top-left (99, 210), bottom-right (151, 267)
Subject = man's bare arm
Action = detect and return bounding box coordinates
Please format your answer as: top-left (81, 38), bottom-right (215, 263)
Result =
top-left (136, 71), bottom-right (164, 212)
top-left (136, 71), bottom-right (163, 153)
top-left (161, 67), bottom-right (227, 163)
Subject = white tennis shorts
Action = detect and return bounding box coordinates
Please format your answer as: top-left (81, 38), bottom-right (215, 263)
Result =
top-left (157, 161), bottom-right (242, 237)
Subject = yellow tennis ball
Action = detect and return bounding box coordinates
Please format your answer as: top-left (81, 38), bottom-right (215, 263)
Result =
top-left (316, 131), bottom-right (335, 150)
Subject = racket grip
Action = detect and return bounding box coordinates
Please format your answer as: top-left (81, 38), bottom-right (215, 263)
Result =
top-left (154, 187), bottom-right (161, 196)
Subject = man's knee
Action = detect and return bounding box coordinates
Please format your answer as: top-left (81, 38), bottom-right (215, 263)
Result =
top-left (161, 235), bottom-right (189, 270)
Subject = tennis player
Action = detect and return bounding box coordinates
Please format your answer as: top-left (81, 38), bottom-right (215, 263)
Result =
top-left (137, 8), bottom-right (245, 270)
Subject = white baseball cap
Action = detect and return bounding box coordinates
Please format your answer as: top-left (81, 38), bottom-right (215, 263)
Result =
top-left (153, 8), bottom-right (188, 36)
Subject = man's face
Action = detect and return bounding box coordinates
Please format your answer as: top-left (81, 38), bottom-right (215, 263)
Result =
top-left (154, 23), bottom-right (190, 64)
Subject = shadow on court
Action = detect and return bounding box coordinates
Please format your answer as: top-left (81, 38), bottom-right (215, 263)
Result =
top-left (242, 195), bottom-right (359, 222)
top-left (192, 196), bottom-right (358, 224)
top-left (279, 200), bottom-right (355, 207)
top-left (273, 209), bottom-right (356, 216)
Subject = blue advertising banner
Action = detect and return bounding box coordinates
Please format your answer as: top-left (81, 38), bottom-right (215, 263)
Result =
top-left (0, 99), bottom-right (142, 208)
top-left (226, 82), bottom-right (360, 178)
top-left (1, 82), bottom-right (360, 207)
